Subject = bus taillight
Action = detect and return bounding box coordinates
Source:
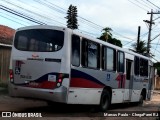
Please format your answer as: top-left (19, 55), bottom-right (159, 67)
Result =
top-left (57, 73), bottom-right (63, 87)
top-left (9, 69), bottom-right (14, 82)
top-left (58, 79), bottom-right (62, 83)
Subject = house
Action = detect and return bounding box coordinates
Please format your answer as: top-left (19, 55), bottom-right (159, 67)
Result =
top-left (0, 25), bottom-right (15, 83)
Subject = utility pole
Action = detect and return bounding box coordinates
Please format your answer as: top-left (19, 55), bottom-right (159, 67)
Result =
top-left (144, 10), bottom-right (160, 57)
top-left (137, 26), bottom-right (141, 53)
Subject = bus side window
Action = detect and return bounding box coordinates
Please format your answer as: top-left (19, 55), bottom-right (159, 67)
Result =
top-left (107, 47), bottom-right (116, 71)
top-left (140, 58), bottom-right (148, 77)
top-left (71, 35), bottom-right (80, 67)
top-left (81, 39), bottom-right (88, 67)
top-left (81, 39), bottom-right (100, 69)
top-left (88, 41), bottom-right (98, 68)
top-left (101, 46), bottom-right (105, 70)
top-left (117, 51), bottom-right (124, 73)
top-left (134, 56), bottom-right (140, 75)
top-left (102, 46), bottom-right (116, 71)
top-left (144, 60), bottom-right (148, 76)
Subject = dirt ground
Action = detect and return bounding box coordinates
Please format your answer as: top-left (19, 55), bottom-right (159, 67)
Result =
top-left (0, 90), bottom-right (160, 120)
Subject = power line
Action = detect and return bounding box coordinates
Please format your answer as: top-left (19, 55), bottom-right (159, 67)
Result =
top-left (0, 11), bottom-right (32, 25)
top-left (141, 0), bottom-right (158, 9)
top-left (1, 0), bottom-right (154, 44)
top-left (0, 5), bottom-right (45, 25)
top-left (33, 0), bottom-right (132, 40)
top-left (151, 56), bottom-right (159, 62)
top-left (0, 13), bottom-right (27, 26)
top-left (44, 0), bottom-right (104, 30)
top-left (1, 0), bottom-right (66, 26)
top-left (128, 0), bottom-right (148, 11)
top-left (134, 0), bottom-right (152, 10)
top-left (146, 0), bottom-right (160, 9)
top-left (153, 38), bottom-right (160, 54)
top-left (36, 0), bottom-right (103, 30)
top-left (151, 33), bottom-right (160, 41)
top-left (0, 2), bottom-right (98, 38)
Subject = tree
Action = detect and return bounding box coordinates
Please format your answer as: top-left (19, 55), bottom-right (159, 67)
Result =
top-left (99, 27), bottom-right (112, 41)
top-left (132, 40), bottom-right (147, 54)
top-left (154, 62), bottom-right (160, 76)
top-left (66, 4), bottom-right (78, 29)
top-left (98, 27), bottom-right (122, 47)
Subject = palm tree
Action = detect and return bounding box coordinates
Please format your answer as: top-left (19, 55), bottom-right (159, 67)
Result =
top-left (132, 40), bottom-right (147, 54)
top-left (99, 27), bottom-right (112, 42)
top-left (98, 27), bottom-right (122, 47)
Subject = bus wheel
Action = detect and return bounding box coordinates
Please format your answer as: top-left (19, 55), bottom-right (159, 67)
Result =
top-left (99, 90), bottom-right (111, 112)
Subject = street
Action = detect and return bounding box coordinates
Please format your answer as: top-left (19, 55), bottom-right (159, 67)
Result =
top-left (0, 89), bottom-right (160, 120)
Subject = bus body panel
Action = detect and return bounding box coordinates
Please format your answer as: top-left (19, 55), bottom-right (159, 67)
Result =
top-left (9, 84), bottom-right (68, 103)
top-left (9, 26), bottom-right (71, 103)
top-left (68, 66), bottom-right (126, 104)
top-left (67, 88), bottom-right (102, 104)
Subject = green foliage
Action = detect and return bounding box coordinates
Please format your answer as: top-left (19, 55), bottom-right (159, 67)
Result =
top-left (66, 4), bottom-right (78, 29)
top-left (154, 62), bottom-right (160, 76)
top-left (132, 40), bottom-right (147, 54)
top-left (98, 27), bottom-right (122, 47)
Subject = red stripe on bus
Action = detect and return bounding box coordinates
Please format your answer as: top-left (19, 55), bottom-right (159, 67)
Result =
top-left (116, 74), bottom-right (126, 88)
top-left (70, 78), bottom-right (104, 88)
top-left (26, 81), bottom-right (57, 89)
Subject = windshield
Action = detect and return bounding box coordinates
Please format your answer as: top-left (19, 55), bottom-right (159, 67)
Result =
top-left (14, 29), bottom-right (64, 52)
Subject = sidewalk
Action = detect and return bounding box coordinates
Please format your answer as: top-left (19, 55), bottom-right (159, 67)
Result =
top-left (153, 90), bottom-right (160, 94)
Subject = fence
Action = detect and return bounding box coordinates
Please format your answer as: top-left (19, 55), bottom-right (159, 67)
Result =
top-left (0, 44), bottom-right (11, 83)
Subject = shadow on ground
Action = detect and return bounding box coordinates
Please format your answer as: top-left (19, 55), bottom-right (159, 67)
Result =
top-left (20, 102), bottom-right (139, 117)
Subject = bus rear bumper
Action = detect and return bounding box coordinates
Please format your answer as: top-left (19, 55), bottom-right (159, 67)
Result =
top-left (8, 83), bottom-right (68, 103)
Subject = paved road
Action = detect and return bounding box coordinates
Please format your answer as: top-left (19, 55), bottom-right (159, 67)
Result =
top-left (0, 89), bottom-right (160, 120)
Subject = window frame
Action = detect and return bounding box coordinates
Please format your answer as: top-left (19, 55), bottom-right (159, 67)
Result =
top-left (81, 38), bottom-right (100, 69)
top-left (140, 58), bottom-right (148, 77)
top-left (117, 51), bottom-right (125, 73)
top-left (134, 56), bottom-right (140, 76)
top-left (71, 34), bottom-right (80, 67)
top-left (14, 29), bottom-right (64, 52)
top-left (102, 45), bottom-right (116, 72)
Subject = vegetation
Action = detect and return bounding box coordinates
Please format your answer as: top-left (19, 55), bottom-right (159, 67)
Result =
top-left (131, 40), bottom-right (147, 55)
top-left (66, 4), bottom-right (78, 29)
top-left (98, 27), bottom-right (122, 47)
top-left (154, 62), bottom-right (160, 76)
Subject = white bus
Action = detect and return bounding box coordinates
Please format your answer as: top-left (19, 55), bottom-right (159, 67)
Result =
top-left (9, 25), bottom-right (155, 111)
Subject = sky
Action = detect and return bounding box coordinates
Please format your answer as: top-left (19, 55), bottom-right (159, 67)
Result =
top-left (0, 0), bottom-right (160, 62)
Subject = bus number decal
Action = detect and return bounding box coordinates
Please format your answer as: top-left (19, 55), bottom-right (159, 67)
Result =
top-left (106, 74), bottom-right (111, 81)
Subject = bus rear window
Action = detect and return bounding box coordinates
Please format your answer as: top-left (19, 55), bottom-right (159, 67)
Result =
top-left (14, 29), bottom-right (64, 52)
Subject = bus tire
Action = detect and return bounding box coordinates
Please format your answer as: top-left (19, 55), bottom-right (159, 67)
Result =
top-left (99, 90), bottom-right (111, 112)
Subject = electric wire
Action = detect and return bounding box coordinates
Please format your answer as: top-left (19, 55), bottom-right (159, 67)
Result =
top-left (146, 0), bottom-right (160, 9)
